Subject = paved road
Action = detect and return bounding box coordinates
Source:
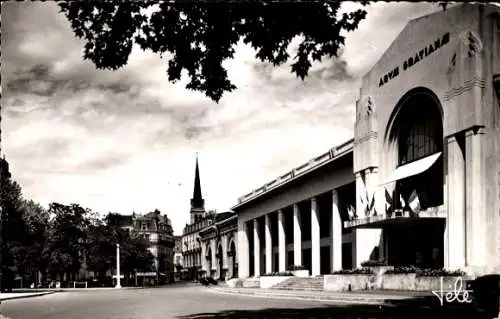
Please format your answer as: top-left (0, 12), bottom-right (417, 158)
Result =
top-left (0, 286), bottom-right (488, 319)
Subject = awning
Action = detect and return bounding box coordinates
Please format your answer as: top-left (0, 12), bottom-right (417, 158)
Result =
top-left (382, 152), bottom-right (441, 185)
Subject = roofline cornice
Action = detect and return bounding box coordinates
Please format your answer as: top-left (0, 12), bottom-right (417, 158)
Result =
top-left (231, 138), bottom-right (354, 210)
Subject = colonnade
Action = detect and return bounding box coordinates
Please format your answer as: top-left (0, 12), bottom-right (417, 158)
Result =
top-left (238, 189), bottom-right (345, 277)
top-left (200, 235), bottom-right (238, 280)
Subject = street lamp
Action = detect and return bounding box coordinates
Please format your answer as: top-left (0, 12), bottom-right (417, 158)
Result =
top-left (115, 243), bottom-right (122, 289)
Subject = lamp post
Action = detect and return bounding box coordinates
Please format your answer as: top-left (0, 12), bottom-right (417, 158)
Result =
top-left (115, 243), bottom-right (122, 289)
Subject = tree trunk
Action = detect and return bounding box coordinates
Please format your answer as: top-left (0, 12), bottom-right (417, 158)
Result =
top-left (99, 270), bottom-right (106, 287)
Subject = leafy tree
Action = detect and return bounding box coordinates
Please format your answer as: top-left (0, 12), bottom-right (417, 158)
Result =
top-left (58, 1), bottom-right (369, 102)
top-left (121, 233), bottom-right (155, 274)
top-left (19, 200), bottom-right (50, 286)
top-left (86, 213), bottom-right (155, 286)
top-left (47, 203), bottom-right (91, 283)
top-left (0, 157), bottom-right (27, 291)
top-left (85, 223), bottom-right (115, 284)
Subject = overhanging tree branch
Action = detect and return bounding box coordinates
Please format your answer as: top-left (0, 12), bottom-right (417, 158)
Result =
top-left (58, 1), bottom-right (369, 102)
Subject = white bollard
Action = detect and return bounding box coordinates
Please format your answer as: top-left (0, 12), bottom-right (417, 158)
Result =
top-left (115, 243), bottom-right (122, 289)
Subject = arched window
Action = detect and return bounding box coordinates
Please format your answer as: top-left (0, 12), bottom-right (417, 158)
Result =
top-left (389, 90), bottom-right (444, 210)
top-left (398, 105), bottom-right (442, 165)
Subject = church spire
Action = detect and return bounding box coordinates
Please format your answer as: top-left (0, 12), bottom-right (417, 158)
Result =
top-left (191, 153), bottom-right (204, 210)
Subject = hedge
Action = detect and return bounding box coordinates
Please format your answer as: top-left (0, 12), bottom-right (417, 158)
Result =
top-left (331, 268), bottom-right (374, 275)
top-left (261, 271), bottom-right (294, 277)
top-left (384, 265), bottom-right (465, 276)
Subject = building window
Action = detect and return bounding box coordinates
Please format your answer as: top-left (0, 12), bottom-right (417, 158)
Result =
top-left (394, 93), bottom-right (444, 210)
top-left (399, 117), bottom-right (440, 165)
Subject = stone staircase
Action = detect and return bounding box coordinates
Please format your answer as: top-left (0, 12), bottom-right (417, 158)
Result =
top-left (270, 276), bottom-right (324, 291)
top-left (241, 277), bottom-right (260, 288)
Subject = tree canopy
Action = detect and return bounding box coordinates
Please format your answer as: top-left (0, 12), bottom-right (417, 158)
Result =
top-left (1, 157), bottom-right (26, 291)
top-left (58, 1), bottom-right (369, 102)
top-left (0, 157), bottom-right (163, 289)
top-left (48, 203), bottom-right (91, 278)
top-left (86, 217), bottom-right (155, 282)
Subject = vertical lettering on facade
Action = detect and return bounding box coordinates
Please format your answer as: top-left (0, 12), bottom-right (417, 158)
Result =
top-left (379, 32), bottom-right (450, 87)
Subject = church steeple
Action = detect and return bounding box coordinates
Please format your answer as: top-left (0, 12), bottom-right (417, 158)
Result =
top-left (190, 153), bottom-right (205, 223)
top-left (191, 153), bottom-right (204, 209)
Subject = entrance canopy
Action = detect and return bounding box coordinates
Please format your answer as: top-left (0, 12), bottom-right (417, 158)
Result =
top-left (382, 152), bottom-right (441, 185)
top-left (344, 206), bottom-right (446, 229)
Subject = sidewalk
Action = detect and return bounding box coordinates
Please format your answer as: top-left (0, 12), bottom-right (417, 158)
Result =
top-left (1, 286), bottom-right (147, 301)
top-left (209, 287), bottom-right (435, 306)
top-left (11, 286), bottom-right (144, 293)
top-left (0, 291), bottom-right (55, 302)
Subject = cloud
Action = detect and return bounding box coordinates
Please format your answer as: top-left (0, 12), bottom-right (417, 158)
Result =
top-left (340, 2), bottom-right (441, 77)
top-left (1, 1), bottom-right (440, 234)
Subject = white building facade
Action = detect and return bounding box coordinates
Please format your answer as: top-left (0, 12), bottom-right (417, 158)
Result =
top-left (199, 212), bottom-right (238, 280)
top-left (233, 141), bottom-right (355, 277)
top-left (234, 4), bottom-right (500, 278)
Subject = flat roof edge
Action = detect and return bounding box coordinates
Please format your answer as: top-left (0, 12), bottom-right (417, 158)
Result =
top-left (232, 138), bottom-right (354, 211)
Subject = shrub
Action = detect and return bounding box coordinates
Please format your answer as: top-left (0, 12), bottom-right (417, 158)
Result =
top-left (385, 265), bottom-right (419, 274)
top-left (416, 268), bottom-right (466, 277)
top-left (361, 260), bottom-right (387, 267)
top-left (331, 268), bottom-right (374, 275)
top-left (287, 265), bottom-right (307, 271)
top-left (384, 266), bottom-right (466, 277)
top-left (261, 271), bottom-right (294, 277)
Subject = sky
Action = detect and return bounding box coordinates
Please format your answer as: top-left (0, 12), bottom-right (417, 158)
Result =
top-left (1, 1), bottom-right (444, 235)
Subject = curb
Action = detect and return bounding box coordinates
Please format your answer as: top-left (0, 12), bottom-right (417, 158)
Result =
top-left (0, 291), bottom-right (55, 302)
top-left (208, 288), bottom-right (393, 306)
top-left (11, 287), bottom-right (145, 293)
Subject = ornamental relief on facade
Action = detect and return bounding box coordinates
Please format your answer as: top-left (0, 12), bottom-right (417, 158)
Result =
top-left (445, 29), bottom-right (485, 100)
top-left (356, 96), bottom-right (376, 122)
top-left (355, 96), bottom-right (378, 147)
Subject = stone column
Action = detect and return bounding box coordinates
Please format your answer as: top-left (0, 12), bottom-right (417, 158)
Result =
top-left (222, 235), bottom-right (229, 270)
top-left (331, 189), bottom-right (342, 271)
top-left (353, 169), bottom-right (382, 268)
top-left (265, 214), bottom-right (272, 274)
top-left (221, 236), bottom-right (228, 280)
top-left (293, 204), bottom-right (302, 266)
top-left (278, 210), bottom-right (286, 272)
top-left (311, 197), bottom-right (320, 276)
top-left (465, 127), bottom-right (486, 267)
top-left (446, 135), bottom-right (466, 269)
top-left (353, 172), bottom-right (363, 269)
top-left (211, 240), bottom-right (217, 274)
top-left (201, 241), bottom-right (207, 273)
top-left (253, 219), bottom-right (261, 277)
top-left (237, 220), bottom-right (249, 278)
